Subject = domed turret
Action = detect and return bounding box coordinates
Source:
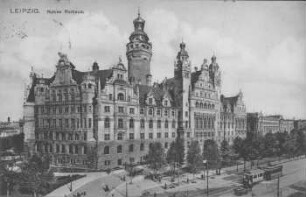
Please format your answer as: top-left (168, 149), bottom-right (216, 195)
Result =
top-left (126, 9), bottom-right (152, 85)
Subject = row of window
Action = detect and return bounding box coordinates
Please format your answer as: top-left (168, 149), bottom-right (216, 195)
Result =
top-left (104, 132), bottom-right (177, 141)
top-left (35, 131), bottom-right (87, 141)
top-left (37, 118), bottom-right (92, 129)
top-left (35, 105), bottom-right (92, 114)
top-left (139, 108), bottom-right (176, 117)
top-left (37, 143), bottom-right (87, 154)
top-left (195, 102), bottom-right (215, 109)
top-left (104, 118), bottom-right (177, 129)
top-left (103, 141), bottom-right (171, 155)
top-left (194, 117), bottom-right (215, 129)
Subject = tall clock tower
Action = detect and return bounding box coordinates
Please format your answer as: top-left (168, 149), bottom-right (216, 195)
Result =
top-left (126, 11), bottom-right (152, 85)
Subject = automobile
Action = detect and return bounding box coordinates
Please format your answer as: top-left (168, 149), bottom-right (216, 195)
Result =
top-left (234, 187), bottom-right (249, 196)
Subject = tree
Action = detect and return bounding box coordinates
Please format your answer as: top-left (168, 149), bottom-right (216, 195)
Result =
top-left (146, 142), bottom-right (166, 174)
top-left (186, 141), bottom-right (202, 178)
top-left (220, 140), bottom-right (231, 164)
top-left (19, 154), bottom-right (54, 197)
top-left (262, 133), bottom-right (277, 158)
top-left (166, 138), bottom-right (185, 169)
top-left (12, 133), bottom-right (24, 156)
top-left (202, 139), bottom-right (220, 172)
top-left (232, 136), bottom-right (244, 156)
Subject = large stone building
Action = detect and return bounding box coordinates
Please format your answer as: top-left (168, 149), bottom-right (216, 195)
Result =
top-left (279, 119), bottom-right (294, 133)
top-left (23, 12), bottom-right (247, 169)
top-left (219, 92), bottom-right (247, 144)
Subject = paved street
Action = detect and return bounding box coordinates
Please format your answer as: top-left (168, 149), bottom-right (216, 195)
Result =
top-left (220, 157), bottom-right (306, 197)
top-left (45, 157), bottom-right (306, 197)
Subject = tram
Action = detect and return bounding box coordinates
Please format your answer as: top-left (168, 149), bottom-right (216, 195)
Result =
top-left (243, 165), bottom-right (283, 187)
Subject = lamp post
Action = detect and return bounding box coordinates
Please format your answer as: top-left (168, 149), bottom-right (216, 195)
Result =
top-left (203, 160), bottom-right (208, 196)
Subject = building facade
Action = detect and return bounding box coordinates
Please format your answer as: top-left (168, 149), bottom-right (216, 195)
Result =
top-left (219, 92), bottom-right (247, 144)
top-left (294, 120), bottom-right (306, 130)
top-left (23, 12), bottom-right (247, 169)
top-left (279, 119), bottom-right (294, 133)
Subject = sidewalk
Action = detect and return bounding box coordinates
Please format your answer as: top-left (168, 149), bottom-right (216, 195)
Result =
top-left (45, 172), bottom-right (107, 197)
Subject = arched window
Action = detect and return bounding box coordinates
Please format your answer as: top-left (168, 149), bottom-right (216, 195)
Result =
top-left (204, 103), bottom-right (207, 109)
top-left (129, 144), bottom-right (134, 152)
top-left (117, 93), bottom-right (124, 101)
top-left (117, 145), bottom-right (122, 153)
top-left (200, 103), bottom-right (203, 108)
top-left (208, 104), bottom-right (211, 109)
top-left (104, 146), bottom-right (109, 154)
top-left (196, 102), bottom-right (199, 107)
top-left (88, 84), bottom-right (92, 89)
top-left (172, 120), bottom-right (176, 128)
top-left (212, 104), bottom-right (215, 109)
top-left (165, 119), bottom-right (168, 128)
top-left (104, 118), bottom-right (110, 128)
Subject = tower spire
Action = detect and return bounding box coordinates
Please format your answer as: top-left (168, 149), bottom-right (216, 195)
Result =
top-left (138, 7), bottom-right (140, 17)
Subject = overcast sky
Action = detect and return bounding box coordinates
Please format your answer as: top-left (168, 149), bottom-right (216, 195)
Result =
top-left (0, 0), bottom-right (305, 121)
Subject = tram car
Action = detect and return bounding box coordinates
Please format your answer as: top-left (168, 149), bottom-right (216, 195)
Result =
top-left (242, 165), bottom-right (283, 187)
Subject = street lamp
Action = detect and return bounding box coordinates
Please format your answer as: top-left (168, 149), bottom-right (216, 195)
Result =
top-left (203, 160), bottom-right (208, 196)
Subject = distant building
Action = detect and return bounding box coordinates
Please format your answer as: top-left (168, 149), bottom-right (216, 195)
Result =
top-left (219, 92), bottom-right (247, 143)
top-left (279, 119), bottom-right (294, 133)
top-left (262, 115), bottom-right (282, 135)
top-left (294, 119), bottom-right (306, 130)
top-left (0, 117), bottom-right (22, 138)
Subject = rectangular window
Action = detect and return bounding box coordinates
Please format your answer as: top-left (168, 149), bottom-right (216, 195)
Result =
top-left (118, 119), bottom-right (124, 129)
top-left (77, 119), bottom-right (80, 128)
top-left (172, 132), bottom-right (176, 138)
top-left (109, 94), bottom-right (112, 101)
top-left (88, 118), bottom-right (92, 128)
top-left (65, 107), bottom-right (69, 113)
top-left (71, 106), bottom-right (75, 113)
top-left (129, 133), bottom-right (134, 140)
top-left (149, 133), bottom-right (153, 139)
top-left (164, 110), bottom-right (168, 116)
top-left (187, 132), bottom-right (191, 138)
top-left (118, 159), bottom-right (122, 166)
top-left (71, 119), bottom-right (75, 128)
top-left (59, 107), bottom-right (62, 114)
top-left (140, 133), bottom-right (145, 139)
top-left (157, 109), bottom-right (161, 116)
top-left (129, 108), bottom-right (134, 114)
top-left (165, 133), bottom-right (169, 138)
top-left (104, 134), bottom-right (110, 141)
top-left (157, 133), bottom-right (161, 138)
top-left (59, 119), bottom-right (62, 128)
top-left (84, 118), bottom-right (87, 128)
top-left (104, 106), bottom-right (110, 112)
top-left (105, 160), bottom-right (111, 166)
top-left (117, 133), bottom-right (123, 140)
top-left (140, 108), bottom-right (144, 114)
top-left (65, 119), bottom-right (69, 128)
top-left (118, 106), bottom-right (124, 113)
top-left (52, 119), bottom-right (56, 128)
top-left (185, 111), bottom-right (188, 117)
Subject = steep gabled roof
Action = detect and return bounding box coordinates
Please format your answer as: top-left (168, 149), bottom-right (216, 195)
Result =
top-left (136, 84), bottom-right (176, 107)
top-left (26, 68), bottom-right (113, 102)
